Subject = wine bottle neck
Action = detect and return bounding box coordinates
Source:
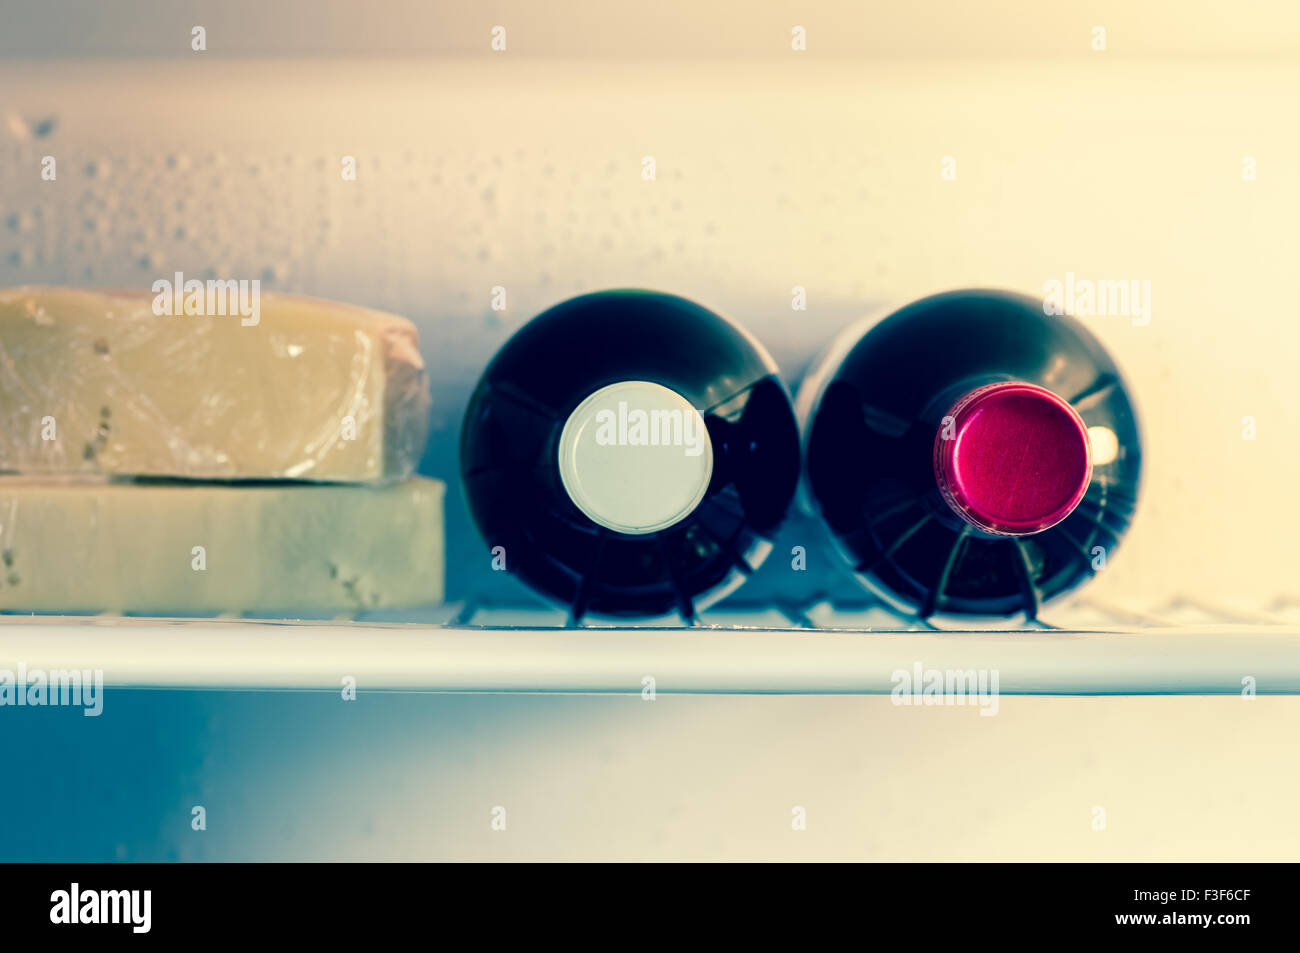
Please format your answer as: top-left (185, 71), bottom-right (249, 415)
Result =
top-left (932, 381), bottom-right (1092, 536)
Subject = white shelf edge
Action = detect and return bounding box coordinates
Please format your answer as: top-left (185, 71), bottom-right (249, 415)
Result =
top-left (2, 619), bottom-right (1299, 693)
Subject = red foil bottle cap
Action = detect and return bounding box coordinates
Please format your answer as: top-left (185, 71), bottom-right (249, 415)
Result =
top-left (934, 382), bottom-right (1092, 536)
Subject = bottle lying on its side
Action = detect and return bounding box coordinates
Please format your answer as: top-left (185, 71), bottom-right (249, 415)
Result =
top-left (797, 289), bottom-right (1142, 622)
top-left (461, 290), bottom-right (801, 621)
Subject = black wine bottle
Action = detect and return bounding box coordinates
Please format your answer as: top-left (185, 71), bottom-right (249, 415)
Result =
top-left (461, 290), bottom-right (800, 620)
top-left (797, 289), bottom-right (1142, 621)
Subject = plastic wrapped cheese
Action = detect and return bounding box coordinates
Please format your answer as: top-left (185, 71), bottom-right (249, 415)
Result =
top-left (0, 476), bottom-right (444, 613)
top-left (0, 286), bottom-right (431, 481)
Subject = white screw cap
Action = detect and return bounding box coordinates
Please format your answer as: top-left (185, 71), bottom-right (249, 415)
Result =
top-left (557, 380), bottom-right (714, 535)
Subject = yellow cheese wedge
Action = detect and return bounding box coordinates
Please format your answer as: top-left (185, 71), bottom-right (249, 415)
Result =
top-left (0, 477), bottom-right (444, 613)
top-left (0, 286), bottom-right (431, 481)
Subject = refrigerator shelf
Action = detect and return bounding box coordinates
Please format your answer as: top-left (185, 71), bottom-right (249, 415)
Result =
top-left (2, 597), bottom-right (1298, 693)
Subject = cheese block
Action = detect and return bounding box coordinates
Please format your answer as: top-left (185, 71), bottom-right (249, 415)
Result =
top-left (0, 286), bottom-right (431, 481)
top-left (0, 477), bottom-right (444, 613)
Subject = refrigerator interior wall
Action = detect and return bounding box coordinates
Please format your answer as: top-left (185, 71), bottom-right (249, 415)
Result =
top-left (2, 58), bottom-right (1296, 620)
